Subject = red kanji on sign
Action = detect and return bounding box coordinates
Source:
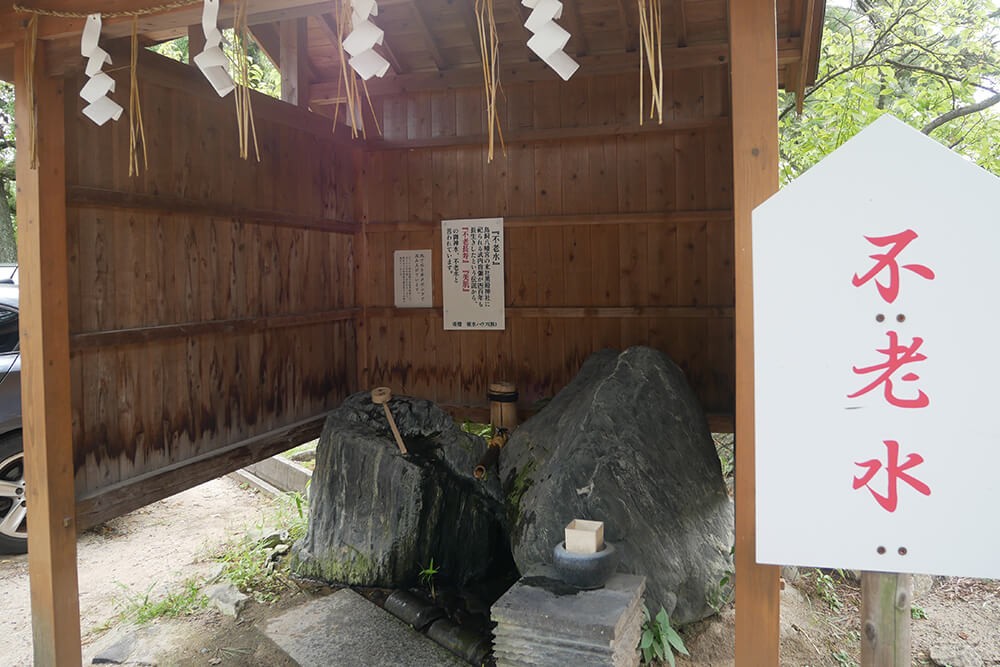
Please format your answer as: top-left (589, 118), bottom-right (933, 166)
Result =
top-left (852, 229), bottom-right (935, 303)
top-left (853, 439), bottom-right (931, 512)
top-left (848, 331), bottom-right (929, 408)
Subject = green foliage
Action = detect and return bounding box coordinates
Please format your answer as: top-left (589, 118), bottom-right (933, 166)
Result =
top-left (115, 579), bottom-right (207, 624)
top-left (781, 0), bottom-right (1000, 182)
top-left (832, 649), bottom-right (858, 667)
top-left (214, 492), bottom-right (308, 603)
top-left (706, 545), bottom-right (735, 612)
top-left (148, 32), bottom-right (281, 98)
top-left (419, 557), bottom-right (439, 601)
top-left (812, 569), bottom-right (842, 612)
top-left (461, 420), bottom-right (495, 439)
top-left (638, 606), bottom-right (688, 667)
top-left (911, 603), bottom-right (928, 619)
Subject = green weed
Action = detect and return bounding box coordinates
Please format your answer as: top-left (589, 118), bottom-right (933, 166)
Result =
top-left (116, 579), bottom-right (207, 624)
top-left (419, 557), bottom-right (439, 601)
top-left (638, 606), bottom-right (688, 667)
top-left (213, 491), bottom-right (309, 603)
top-left (813, 569), bottom-right (842, 612)
top-left (911, 604), bottom-right (927, 620)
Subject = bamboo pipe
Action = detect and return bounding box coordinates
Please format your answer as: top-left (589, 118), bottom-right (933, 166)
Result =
top-left (474, 428), bottom-right (509, 480)
top-left (371, 386), bottom-right (408, 455)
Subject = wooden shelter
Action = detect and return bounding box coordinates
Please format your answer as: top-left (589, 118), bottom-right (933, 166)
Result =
top-left (0, 0), bottom-right (824, 663)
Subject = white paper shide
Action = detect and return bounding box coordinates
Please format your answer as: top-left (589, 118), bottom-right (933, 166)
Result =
top-left (194, 0), bottom-right (236, 97)
top-left (344, 0), bottom-right (391, 81)
top-left (394, 250), bottom-right (433, 308)
top-left (79, 14), bottom-right (123, 126)
top-left (442, 219), bottom-right (505, 331)
top-left (522, 0), bottom-right (579, 81)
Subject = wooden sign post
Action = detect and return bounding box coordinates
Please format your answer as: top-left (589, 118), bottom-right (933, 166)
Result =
top-left (752, 115), bottom-right (1000, 662)
top-left (861, 572), bottom-right (912, 666)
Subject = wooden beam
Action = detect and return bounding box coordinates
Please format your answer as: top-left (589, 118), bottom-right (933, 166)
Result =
top-left (75, 415), bottom-right (327, 529)
top-left (675, 0), bottom-right (688, 47)
top-left (795, 0), bottom-right (819, 111)
top-left (730, 0), bottom-right (781, 664)
top-left (71, 309), bottom-right (359, 350)
top-left (66, 185), bottom-right (360, 234)
top-left (279, 18), bottom-right (309, 106)
top-left (366, 306), bottom-right (734, 319)
top-left (14, 45), bottom-right (82, 667)
top-left (615, 0), bottom-right (636, 52)
top-left (309, 43), bottom-right (747, 98)
top-left (0, 0), bottom-right (333, 49)
top-left (186, 23), bottom-right (205, 65)
top-left (249, 22), bottom-right (282, 68)
top-left (363, 209), bottom-right (733, 231)
top-left (406, 0), bottom-right (447, 70)
top-left (360, 116), bottom-right (729, 150)
top-left (563, 0), bottom-right (589, 56)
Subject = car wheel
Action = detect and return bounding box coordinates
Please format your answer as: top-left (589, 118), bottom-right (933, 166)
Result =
top-left (0, 432), bottom-right (26, 554)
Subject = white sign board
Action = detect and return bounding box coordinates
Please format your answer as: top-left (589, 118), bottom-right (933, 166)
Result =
top-left (441, 218), bottom-right (505, 330)
top-left (394, 250), bottom-right (433, 308)
top-left (753, 115), bottom-right (1000, 579)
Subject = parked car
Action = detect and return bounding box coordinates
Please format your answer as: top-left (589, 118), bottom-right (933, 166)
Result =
top-left (0, 265), bottom-right (24, 554)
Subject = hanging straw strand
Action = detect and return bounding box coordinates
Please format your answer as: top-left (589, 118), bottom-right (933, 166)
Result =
top-left (23, 15), bottom-right (39, 169)
top-left (129, 18), bottom-right (149, 177)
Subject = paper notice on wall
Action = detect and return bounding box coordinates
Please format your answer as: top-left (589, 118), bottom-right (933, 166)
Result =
top-left (393, 250), bottom-right (433, 308)
top-left (441, 218), bottom-right (505, 330)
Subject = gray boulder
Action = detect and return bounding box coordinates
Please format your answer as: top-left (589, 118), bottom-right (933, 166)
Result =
top-left (292, 392), bottom-right (508, 588)
top-left (500, 346), bottom-right (734, 625)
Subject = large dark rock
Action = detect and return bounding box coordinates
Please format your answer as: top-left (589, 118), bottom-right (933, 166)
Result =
top-left (500, 347), bottom-right (734, 625)
top-left (292, 393), bottom-right (509, 589)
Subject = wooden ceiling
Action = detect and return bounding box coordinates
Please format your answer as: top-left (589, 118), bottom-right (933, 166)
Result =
top-left (0, 0), bottom-right (824, 101)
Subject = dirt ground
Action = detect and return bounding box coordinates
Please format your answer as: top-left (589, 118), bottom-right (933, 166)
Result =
top-left (1, 476), bottom-right (998, 666)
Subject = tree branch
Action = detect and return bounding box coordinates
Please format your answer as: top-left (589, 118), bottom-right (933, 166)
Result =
top-left (922, 92), bottom-right (1000, 134)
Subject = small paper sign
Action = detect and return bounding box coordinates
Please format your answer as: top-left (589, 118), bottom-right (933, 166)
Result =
top-left (393, 250), bottom-right (432, 308)
top-left (442, 218), bottom-right (505, 330)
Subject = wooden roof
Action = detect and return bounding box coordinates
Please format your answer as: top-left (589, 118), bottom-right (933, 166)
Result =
top-left (0, 0), bottom-right (825, 102)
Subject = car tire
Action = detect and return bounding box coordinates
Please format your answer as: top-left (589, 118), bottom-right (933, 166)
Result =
top-left (0, 431), bottom-right (26, 554)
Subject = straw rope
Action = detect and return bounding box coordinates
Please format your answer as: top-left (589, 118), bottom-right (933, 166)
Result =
top-left (13, 0), bottom-right (200, 19)
top-left (23, 15), bottom-right (38, 169)
top-left (232, 0), bottom-right (260, 161)
top-left (475, 0), bottom-right (505, 162)
top-left (128, 18), bottom-right (148, 177)
top-left (637, 0), bottom-right (664, 125)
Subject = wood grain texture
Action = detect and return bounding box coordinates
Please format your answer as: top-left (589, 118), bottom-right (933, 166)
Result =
top-left (15, 51), bottom-right (82, 666)
top-left (730, 0), bottom-right (782, 663)
top-left (64, 65), bottom-right (358, 510)
top-left (362, 69), bottom-right (735, 415)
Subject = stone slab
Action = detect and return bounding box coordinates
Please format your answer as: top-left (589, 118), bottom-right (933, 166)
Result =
top-left (263, 588), bottom-right (466, 667)
top-left (492, 571), bottom-right (645, 642)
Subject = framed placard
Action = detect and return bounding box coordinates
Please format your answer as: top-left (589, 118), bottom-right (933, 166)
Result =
top-left (441, 218), bottom-right (505, 330)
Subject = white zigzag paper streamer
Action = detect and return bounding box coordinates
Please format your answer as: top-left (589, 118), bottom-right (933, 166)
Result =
top-left (194, 0), bottom-right (235, 97)
top-left (80, 14), bottom-right (124, 126)
top-left (522, 0), bottom-right (579, 81)
top-left (345, 0), bottom-right (390, 80)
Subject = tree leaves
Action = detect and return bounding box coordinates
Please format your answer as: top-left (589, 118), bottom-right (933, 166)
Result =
top-left (781, 0), bottom-right (1000, 181)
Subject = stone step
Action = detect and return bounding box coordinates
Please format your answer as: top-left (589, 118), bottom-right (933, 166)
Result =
top-left (263, 588), bottom-right (467, 667)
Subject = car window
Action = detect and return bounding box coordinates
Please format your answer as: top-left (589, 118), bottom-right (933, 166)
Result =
top-left (0, 307), bottom-right (17, 354)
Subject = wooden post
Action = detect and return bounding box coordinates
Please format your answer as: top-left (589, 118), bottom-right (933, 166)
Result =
top-left (187, 24), bottom-right (206, 65)
top-left (280, 18), bottom-right (309, 107)
top-left (861, 572), bottom-right (912, 666)
top-left (730, 0), bottom-right (781, 664)
top-left (15, 46), bottom-right (83, 666)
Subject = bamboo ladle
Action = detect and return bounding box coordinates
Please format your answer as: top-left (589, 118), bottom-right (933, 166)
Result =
top-left (371, 387), bottom-right (408, 455)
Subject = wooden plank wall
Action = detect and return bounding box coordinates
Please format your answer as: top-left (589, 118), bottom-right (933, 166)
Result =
top-left (63, 54), bottom-right (358, 526)
top-left (359, 66), bottom-right (735, 416)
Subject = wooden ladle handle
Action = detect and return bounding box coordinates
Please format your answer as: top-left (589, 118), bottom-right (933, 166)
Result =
top-left (371, 387), bottom-right (407, 455)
